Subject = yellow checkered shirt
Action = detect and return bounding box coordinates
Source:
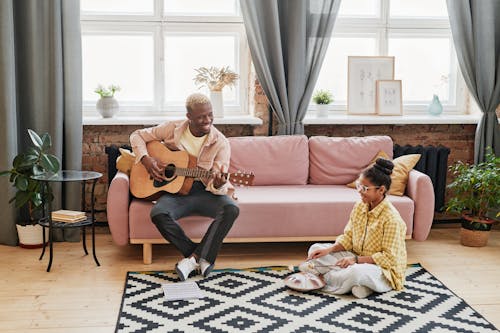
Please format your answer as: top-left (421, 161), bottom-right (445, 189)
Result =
top-left (336, 199), bottom-right (407, 290)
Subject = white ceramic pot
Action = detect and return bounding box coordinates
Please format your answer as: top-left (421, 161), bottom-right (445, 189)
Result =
top-left (96, 96), bottom-right (119, 118)
top-left (210, 91), bottom-right (224, 118)
top-left (16, 224), bottom-right (49, 249)
top-left (316, 104), bottom-right (330, 118)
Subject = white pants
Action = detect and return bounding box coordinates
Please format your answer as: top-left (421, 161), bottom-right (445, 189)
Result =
top-left (307, 243), bottom-right (392, 295)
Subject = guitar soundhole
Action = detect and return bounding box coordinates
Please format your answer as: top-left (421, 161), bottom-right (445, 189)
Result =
top-left (164, 164), bottom-right (176, 179)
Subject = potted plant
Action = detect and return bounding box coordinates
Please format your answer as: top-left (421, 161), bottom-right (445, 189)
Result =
top-left (445, 148), bottom-right (500, 247)
top-left (193, 66), bottom-right (239, 118)
top-left (0, 129), bottom-right (61, 248)
top-left (312, 89), bottom-right (333, 118)
top-left (95, 84), bottom-right (121, 118)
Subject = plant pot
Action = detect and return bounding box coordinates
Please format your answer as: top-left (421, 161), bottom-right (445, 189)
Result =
top-left (16, 224), bottom-right (49, 249)
top-left (96, 96), bottom-right (119, 118)
top-left (210, 91), bottom-right (224, 118)
top-left (316, 104), bottom-right (329, 118)
top-left (460, 214), bottom-right (494, 247)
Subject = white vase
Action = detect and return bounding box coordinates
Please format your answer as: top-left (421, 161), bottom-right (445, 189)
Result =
top-left (16, 224), bottom-right (49, 248)
top-left (96, 96), bottom-right (119, 118)
top-left (316, 104), bottom-right (330, 118)
top-left (210, 91), bottom-right (224, 118)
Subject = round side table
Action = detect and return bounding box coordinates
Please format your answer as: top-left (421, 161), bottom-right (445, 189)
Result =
top-left (32, 170), bottom-right (102, 272)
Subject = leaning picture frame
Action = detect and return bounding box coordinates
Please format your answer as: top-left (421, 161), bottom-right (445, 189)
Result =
top-left (347, 56), bottom-right (395, 115)
top-left (376, 80), bottom-right (403, 116)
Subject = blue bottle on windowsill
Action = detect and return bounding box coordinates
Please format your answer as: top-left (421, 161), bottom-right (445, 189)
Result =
top-left (428, 94), bottom-right (443, 116)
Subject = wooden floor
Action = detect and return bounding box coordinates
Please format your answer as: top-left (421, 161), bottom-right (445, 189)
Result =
top-left (0, 225), bottom-right (499, 332)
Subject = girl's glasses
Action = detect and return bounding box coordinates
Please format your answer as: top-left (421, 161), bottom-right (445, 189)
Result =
top-left (355, 180), bottom-right (380, 193)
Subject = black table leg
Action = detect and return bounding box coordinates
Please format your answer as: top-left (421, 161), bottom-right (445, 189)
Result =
top-left (82, 226), bottom-right (88, 255)
top-left (91, 179), bottom-right (100, 266)
top-left (47, 220), bottom-right (53, 272)
top-left (39, 225), bottom-right (47, 260)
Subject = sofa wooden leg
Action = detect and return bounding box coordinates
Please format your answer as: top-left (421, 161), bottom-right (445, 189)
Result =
top-left (143, 243), bottom-right (152, 264)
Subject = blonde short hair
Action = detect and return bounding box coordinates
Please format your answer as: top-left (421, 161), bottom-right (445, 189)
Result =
top-left (185, 93), bottom-right (211, 112)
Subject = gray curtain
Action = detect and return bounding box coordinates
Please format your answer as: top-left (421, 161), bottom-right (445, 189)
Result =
top-left (0, 0), bottom-right (82, 245)
top-left (241, 0), bottom-right (341, 135)
top-left (447, 0), bottom-right (500, 162)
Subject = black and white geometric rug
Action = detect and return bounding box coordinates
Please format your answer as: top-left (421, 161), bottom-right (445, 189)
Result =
top-left (116, 265), bottom-right (499, 333)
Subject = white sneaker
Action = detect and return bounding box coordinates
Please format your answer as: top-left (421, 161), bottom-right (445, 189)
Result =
top-left (352, 285), bottom-right (373, 299)
top-left (199, 258), bottom-right (214, 278)
top-left (175, 257), bottom-right (199, 281)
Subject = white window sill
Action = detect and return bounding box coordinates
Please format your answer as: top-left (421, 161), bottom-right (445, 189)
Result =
top-left (83, 115), bottom-right (263, 126)
top-left (303, 113), bottom-right (482, 125)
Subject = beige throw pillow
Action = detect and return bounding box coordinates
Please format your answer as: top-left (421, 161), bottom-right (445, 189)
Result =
top-left (347, 151), bottom-right (421, 196)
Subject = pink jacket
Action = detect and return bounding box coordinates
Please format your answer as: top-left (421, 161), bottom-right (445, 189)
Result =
top-left (130, 120), bottom-right (233, 195)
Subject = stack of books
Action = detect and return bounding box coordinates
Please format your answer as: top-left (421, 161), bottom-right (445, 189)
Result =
top-left (51, 210), bottom-right (87, 223)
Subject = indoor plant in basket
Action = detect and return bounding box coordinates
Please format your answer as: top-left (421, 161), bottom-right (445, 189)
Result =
top-left (193, 66), bottom-right (238, 118)
top-left (312, 89), bottom-right (334, 118)
top-left (0, 129), bottom-right (60, 247)
top-left (445, 148), bottom-right (500, 247)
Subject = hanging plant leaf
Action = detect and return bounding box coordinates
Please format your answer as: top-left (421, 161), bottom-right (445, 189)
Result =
top-left (40, 154), bottom-right (60, 173)
top-left (41, 133), bottom-right (52, 151)
top-left (28, 129), bottom-right (43, 149)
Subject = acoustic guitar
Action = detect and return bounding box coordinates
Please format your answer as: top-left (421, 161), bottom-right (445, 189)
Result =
top-left (130, 141), bottom-right (254, 199)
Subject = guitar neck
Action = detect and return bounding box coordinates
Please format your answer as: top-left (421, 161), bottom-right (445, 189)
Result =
top-left (175, 167), bottom-right (227, 179)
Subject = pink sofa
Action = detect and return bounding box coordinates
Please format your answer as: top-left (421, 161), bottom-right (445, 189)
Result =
top-left (107, 135), bottom-right (434, 263)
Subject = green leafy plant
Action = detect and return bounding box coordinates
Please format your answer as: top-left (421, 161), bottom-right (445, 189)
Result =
top-left (312, 89), bottom-right (334, 105)
top-left (194, 66), bottom-right (239, 91)
top-left (445, 148), bottom-right (500, 230)
top-left (0, 129), bottom-right (61, 225)
top-left (94, 84), bottom-right (121, 98)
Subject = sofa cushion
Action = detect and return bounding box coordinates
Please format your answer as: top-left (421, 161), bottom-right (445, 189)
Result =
top-left (228, 135), bottom-right (309, 186)
top-left (346, 152), bottom-right (421, 196)
top-left (390, 154), bottom-right (421, 195)
top-left (127, 186), bottom-right (414, 240)
top-left (309, 136), bottom-right (394, 185)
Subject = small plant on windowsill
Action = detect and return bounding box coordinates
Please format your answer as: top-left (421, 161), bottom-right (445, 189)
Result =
top-left (312, 89), bottom-right (334, 118)
top-left (193, 66), bottom-right (239, 118)
top-left (445, 147), bottom-right (500, 247)
top-left (94, 84), bottom-right (121, 118)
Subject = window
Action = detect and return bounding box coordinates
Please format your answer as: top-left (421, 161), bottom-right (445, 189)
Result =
top-left (81, 0), bottom-right (248, 117)
top-left (314, 0), bottom-right (465, 115)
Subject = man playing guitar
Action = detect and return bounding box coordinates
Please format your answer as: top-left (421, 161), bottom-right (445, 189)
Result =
top-left (130, 93), bottom-right (239, 280)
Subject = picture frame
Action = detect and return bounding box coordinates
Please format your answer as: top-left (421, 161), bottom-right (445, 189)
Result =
top-left (376, 80), bottom-right (403, 116)
top-left (347, 56), bottom-right (395, 115)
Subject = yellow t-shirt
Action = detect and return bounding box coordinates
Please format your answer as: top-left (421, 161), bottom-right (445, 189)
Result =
top-left (179, 126), bottom-right (207, 158)
top-left (336, 199), bottom-right (407, 290)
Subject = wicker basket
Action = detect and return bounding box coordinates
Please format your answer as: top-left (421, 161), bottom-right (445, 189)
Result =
top-left (460, 228), bottom-right (490, 247)
top-left (16, 224), bottom-right (49, 249)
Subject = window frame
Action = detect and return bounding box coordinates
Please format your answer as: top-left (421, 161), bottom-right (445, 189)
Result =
top-left (80, 1), bottom-right (249, 118)
top-left (311, 0), bottom-right (467, 115)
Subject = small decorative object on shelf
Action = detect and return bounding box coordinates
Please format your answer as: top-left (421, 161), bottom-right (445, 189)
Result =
top-left (428, 94), bottom-right (443, 116)
top-left (95, 84), bottom-right (121, 118)
top-left (312, 89), bottom-right (333, 118)
top-left (193, 66), bottom-right (239, 118)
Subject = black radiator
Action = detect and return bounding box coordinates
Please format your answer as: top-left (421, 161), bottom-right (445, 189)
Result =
top-left (393, 144), bottom-right (450, 212)
top-left (105, 144), bottom-right (132, 185)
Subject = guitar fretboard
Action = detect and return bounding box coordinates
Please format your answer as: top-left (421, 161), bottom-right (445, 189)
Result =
top-left (174, 168), bottom-right (228, 179)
